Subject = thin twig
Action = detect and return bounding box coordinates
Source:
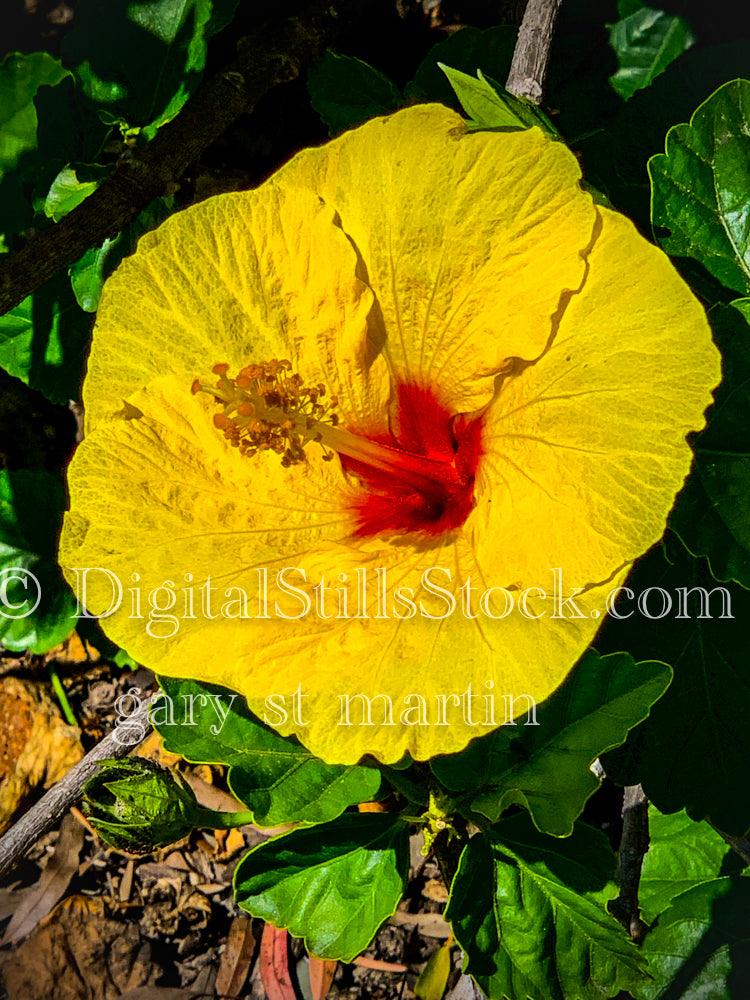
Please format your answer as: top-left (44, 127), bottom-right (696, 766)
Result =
top-left (0, 692), bottom-right (155, 879)
top-left (0, 0), bottom-right (369, 317)
top-left (505, 0), bottom-right (563, 104)
top-left (610, 784), bottom-right (650, 941)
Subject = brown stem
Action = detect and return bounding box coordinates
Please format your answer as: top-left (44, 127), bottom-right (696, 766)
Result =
top-left (0, 0), bottom-right (368, 317)
top-left (0, 692), bottom-right (155, 879)
top-left (505, 0), bottom-right (563, 104)
top-left (715, 827), bottom-right (750, 866)
top-left (610, 784), bottom-right (650, 941)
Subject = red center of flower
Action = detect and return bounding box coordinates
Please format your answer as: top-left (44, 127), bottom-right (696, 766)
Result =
top-left (341, 383), bottom-right (484, 538)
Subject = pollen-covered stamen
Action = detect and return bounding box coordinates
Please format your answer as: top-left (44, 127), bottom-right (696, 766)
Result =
top-left (192, 360), bottom-right (340, 467)
top-left (194, 364), bottom-right (484, 537)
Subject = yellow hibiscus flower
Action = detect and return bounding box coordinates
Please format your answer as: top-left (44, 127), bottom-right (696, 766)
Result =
top-left (59, 104), bottom-right (720, 766)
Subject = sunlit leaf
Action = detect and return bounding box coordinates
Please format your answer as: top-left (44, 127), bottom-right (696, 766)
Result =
top-left (0, 470), bottom-right (78, 653)
top-left (431, 651), bottom-right (670, 836)
top-left (0, 271), bottom-right (91, 405)
top-left (447, 815), bottom-right (646, 1000)
top-left (639, 808), bottom-right (745, 924)
top-left (650, 78), bottom-right (750, 297)
top-left (155, 676), bottom-right (381, 828)
top-left (234, 813), bottom-right (409, 961)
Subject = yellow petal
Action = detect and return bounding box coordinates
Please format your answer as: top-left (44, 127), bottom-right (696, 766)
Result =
top-left (472, 207), bottom-right (721, 589)
top-left (83, 185), bottom-right (384, 433)
top-left (61, 374), bottom-right (628, 763)
top-left (278, 104), bottom-right (598, 413)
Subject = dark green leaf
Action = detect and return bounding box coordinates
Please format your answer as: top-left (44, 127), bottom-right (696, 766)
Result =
top-left (307, 50), bottom-right (401, 136)
top-left (405, 26), bottom-right (517, 108)
top-left (670, 301), bottom-right (750, 588)
top-left (599, 535), bottom-right (750, 835)
top-left (635, 878), bottom-right (750, 1000)
top-left (431, 651), bottom-right (670, 836)
top-left (0, 52), bottom-right (69, 175)
top-left (692, 300), bottom-right (750, 559)
top-left (608, 3), bottom-right (693, 101)
top-left (669, 472), bottom-right (750, 589)
top-left (650, 79), bottom-right (750, 297)
top-left (0, 270), bottom-right (91, 405)
top-left (154, 676), bottom-right (381, 828)
top-left (233, 813), bottom-right (409, 961)
top-left (639, 808), bottom-right (745, 925)
top-left (446, 815), bottom-right (646, 1000)
top-left (61, 0), bottom-right (240, 132)
top-left (574, 41), bottom-right (750, 238)
top-left (0, 469), bottom-right (78, 653)
top-left (0, 52), bottom-right (70, 234)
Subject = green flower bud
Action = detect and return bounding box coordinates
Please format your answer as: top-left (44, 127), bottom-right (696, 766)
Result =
top-left (82, 757), bottom-right (202, 854)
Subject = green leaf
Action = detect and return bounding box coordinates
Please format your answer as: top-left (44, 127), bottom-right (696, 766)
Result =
top-left (44, 164), bottom-right (109, 222)
top-left (669, 472), bottom-right (750, 589)
top-left (438, 65), bottom-right (557, 134)
top-left (650, 78), bottom-right (750, 297)
top-left (431, 651), bottom-right (671, 836)
top-left (0, 52), bottom-right (70, 234)
top-left (635, 877), bottom-right (750, 1000)
top-left (307, 50), bottom-right (401, 136)
top-left (69, 195), bottom-right (175, 312)
top-left (0, 469), bottom-right (78, 653)
top-left (0, 270), bottom-right (91, 405)
top-left (599, 535), bottom-right (750, 836)
top-left (639, 808), bottom-right (745, 925)
top-left (0, 52), bottom-right (69, 175)
top-left (233, 813), bottom-right (409, 961)
top-left (608, 3), bottom-right (693, 101)
top-left (69, 240), bottom-right (116, 313)
top-left (670, 301), bottom-right (750, 588)
top-left (575, 41), bottom-right (750, 241)
top-left (405, 25), bottom-right (517, 109)
top-left (61, 0), bottom-right (239, 133)
top-left (446, 815), bottom-right (647, 1000)
top-left (154, 676), bottom-right (381, 828)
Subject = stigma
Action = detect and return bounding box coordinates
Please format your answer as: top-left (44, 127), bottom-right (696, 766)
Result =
top-left (194, 362), bottom-right (484, 538)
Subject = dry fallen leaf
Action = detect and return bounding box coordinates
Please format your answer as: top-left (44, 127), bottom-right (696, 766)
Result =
top-left (389, 911), bottom-right (452, 939)
top-left (1, 813), bottom-right (85, 946)
top-left (260, 924), bottom-right (297, 1000)
top-left (353, 956), bottom-right (409, 973)
top-left (422, 879), bottom-right (449, 903)
top-left (0, 677), bottom-right (83, 832)
top-left (118, 990), bottom-right (203, 1000)
top-left (44, 632), bottom-right (99, 667)
top-left (215, 913), bottom-right (257, 998)
top-left (1, 895), bottom-right (156, 1000)
top-left (308, 955), bottom-right (338, 1000)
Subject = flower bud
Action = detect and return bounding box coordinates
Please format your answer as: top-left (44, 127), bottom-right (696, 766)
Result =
top-left (82, 757), bottom-right (201, 853)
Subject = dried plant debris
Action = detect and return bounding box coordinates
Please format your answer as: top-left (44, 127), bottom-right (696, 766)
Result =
top-left (0, 676), bottom-right (83, 831)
